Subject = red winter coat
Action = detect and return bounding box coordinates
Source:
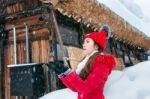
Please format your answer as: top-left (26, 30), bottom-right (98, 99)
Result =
top-left (60, 53), bottom-right (116, 99)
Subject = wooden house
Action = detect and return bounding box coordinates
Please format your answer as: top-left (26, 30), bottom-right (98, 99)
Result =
top-left (0, 0), bottom-right (150, 99)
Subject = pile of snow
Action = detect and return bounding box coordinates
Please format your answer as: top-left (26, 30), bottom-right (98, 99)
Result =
top-left (40, 61), bottom-right (150, 99)
top-left (40, 89), bottom-right (77, 99)
top-left (104, 61), bottom-right (150, 99)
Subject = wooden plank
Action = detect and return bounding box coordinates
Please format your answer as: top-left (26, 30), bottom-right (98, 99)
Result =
top-left (4, 45), bottom-right (10, 99)
top-left (31, 41), bottom-right (41, 63)
top-left (21, 43), bottom-right (27, 64)
top-left (40, 40), bottom-right (51, 63)
top-left (17, 43), bottom-right (21, 64)
top-left (9, 44), bottom-right (14, 64)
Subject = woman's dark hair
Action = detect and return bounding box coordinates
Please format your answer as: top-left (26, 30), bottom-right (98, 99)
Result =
top-left (79, 42), bottom-right (102, 80)
top-left (79, 52), bottom-right (99, 80)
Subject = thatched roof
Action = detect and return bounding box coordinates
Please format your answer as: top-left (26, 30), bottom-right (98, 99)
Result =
top-left (41, 0), bottom-right (150, 50)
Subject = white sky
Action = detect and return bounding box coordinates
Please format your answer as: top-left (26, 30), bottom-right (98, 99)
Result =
top-left (135, 0), bottom-right (150, 19)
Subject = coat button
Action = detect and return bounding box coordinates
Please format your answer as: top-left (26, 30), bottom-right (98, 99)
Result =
top-left (80, 94), bottom-right (83, 98)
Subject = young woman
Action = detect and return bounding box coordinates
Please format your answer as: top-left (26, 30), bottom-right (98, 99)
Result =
top-left (48, 25), bottom-right (116, 99)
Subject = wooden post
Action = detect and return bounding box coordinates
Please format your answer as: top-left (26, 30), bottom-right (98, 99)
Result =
top-left (46, 5), bottom-right (58, 91)
top-left (50, 5), bottom-right (69, 66)
top-left (0, 40), bottom-right (5, 99)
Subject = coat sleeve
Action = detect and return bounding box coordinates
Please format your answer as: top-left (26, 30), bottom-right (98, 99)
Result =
top-left (60, 63), bottom-right (110, 94)
top-left (60, 77), bottom-right (77, 92)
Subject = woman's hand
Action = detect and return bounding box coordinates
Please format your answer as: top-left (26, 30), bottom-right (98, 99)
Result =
top-left (47, 61), bottom-right (71, 77)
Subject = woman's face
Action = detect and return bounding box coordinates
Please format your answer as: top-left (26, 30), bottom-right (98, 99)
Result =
top-left (82, 38), bottom-right (98, 56)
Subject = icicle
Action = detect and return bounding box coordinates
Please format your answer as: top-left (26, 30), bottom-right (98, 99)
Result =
top-left (119, 38), bottom-right (122, 42)
top-left (63, 12), bottom-right (68, 16)
top-left (57, 8), bottom-right (64, 13)
top-left (94, 28), bottom-right (98, 31)
top-left (110, 34), bottom-right (113, 37)
top-left (77, 18), bottom-right (81, 22)
top-left (74, 16), bottom-right (78, 20)
top-left (68, 14), bottom-right (72, 18)
top-left (86, 23), bottom-right (90, 27)
top-left (88, 18), bottom-right (92, 23)
top-left (115, 37), bottom-right (118, 40)
top-left (83, 21), bottom-right (87, 25)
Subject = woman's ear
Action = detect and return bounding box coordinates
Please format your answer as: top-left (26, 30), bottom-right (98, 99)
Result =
top-left (94, 44), bottom-right (99, 50)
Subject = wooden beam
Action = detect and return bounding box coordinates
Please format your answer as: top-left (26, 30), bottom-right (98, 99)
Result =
top-left (5, 14), bottom-right (49, 31)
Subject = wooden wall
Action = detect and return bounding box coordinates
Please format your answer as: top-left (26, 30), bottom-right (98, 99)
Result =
top-left (3, 33), bottom-right (52, 99)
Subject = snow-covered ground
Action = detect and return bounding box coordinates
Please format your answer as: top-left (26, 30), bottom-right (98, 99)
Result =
top-left (39, 61), bottom-right (150, 99)
top-left (97, 0), bottom-right (150, 37)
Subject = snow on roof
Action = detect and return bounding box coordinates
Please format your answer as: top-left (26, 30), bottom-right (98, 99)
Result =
top-left (97, 0), bottom-right (150, 37)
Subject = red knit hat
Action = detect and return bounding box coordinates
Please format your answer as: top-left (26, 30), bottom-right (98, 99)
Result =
top-left (84, 30), bottom-right (107, 51)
